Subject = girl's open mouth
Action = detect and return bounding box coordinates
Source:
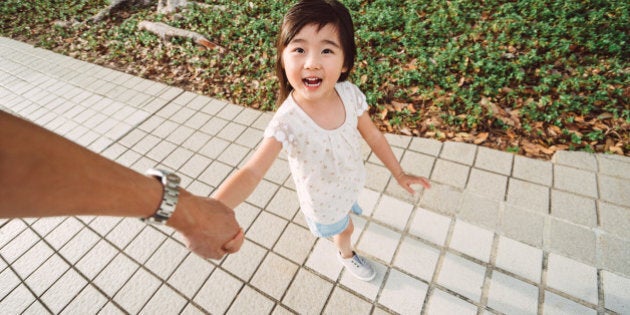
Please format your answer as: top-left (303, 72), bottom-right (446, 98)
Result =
top-left (303, 77), bottom-right (322, 87)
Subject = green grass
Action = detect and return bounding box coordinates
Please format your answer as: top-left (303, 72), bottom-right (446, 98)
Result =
top-left (1, 0), bottom-right (628, 156)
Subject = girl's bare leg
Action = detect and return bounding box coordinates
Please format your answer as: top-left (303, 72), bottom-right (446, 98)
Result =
top-left (333, 219), bottom-right (355, 259)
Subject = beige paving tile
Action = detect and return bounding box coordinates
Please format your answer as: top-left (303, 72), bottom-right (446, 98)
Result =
top-left (323, 286), bottom-right (373, 314)
top-left (372, 194), bottom-right (414, 230)
top-left (409, 207), bottom-right (452, 246)
top-left (227, 285), bottom-right (275, 315)
top-left (426, 288), bottom-right (477, 314)
top-left (487, 271), bottom-right (539, 315)
top-left (437, 253), bottom-right (486, 302)
top-left (283, 269), bottom-right (333, 314)
top-left (379, 269), bottom-right (428, 314)
top-left (543, 291), bottom-right (597, 314)
top-left (495, 236), bottom-right (543, 283)
top-left (222, 240), bottom-right (267, 282)
top-left (393, 236), bottom-right (439, 282)
top-left (357, 222), bottom-right (401, 263)
top-left (194, 268), bottom-right (243, 314)
top-left (250, 253), bottom-right (298, 300)
top-left (450, 220), bottom-right (494, 262)
top-left (603, 271), bottom-right (630, 313)
top-left (546, 253), bottom-right (598, 305)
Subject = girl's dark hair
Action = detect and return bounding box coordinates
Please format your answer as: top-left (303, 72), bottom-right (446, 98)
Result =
top-left (275, 0), bottom-right (356, 106)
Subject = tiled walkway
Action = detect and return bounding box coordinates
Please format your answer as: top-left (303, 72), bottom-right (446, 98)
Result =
top-left (1, 36), bottom-right (629, 314)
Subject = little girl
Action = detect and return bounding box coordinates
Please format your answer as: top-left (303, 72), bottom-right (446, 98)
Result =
top-left (213, 0), bottom-right (430, 281)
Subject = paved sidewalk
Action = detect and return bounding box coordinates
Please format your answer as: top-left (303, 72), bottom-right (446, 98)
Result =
top-left (1, 36), bottom-right (629, 314)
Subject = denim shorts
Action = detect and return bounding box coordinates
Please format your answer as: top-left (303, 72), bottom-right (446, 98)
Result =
top-left (305, 203), bottom-right (363, 238)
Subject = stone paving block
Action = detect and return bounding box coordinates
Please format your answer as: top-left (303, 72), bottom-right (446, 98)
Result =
top-left (246, 211), bottom-right (288, 249)
top-left (546, 253), bottom-right (598, 305)
top-left (495, 236), bottom-right (543, 283)
top-left (513, 155), bottom-right (552, 186)
top-left (425, 289), bottom-right (477, 315)
top-left (400, 150), bottom-right (435, 178)
top-left (475, 146), bottom-right (514, 175)
top-left (554, 165), bottom-right (598, 198)
top-left (194, 269), bottom-right (243, 314)
top-left (222, 240), bottom-right (267, 282)
top-left (393, 236), bottom-right (440, 282)
top-left (12, 241), bottom-right (54, 279)
top-left (600, 234), bottom-right (630, 277)
top-left (251, 253), bottom-right (298, 300)
top-left (450, 220), bottom-right (494, 262)
top-left (274, 223), bottom-right (317, 264)
top-left (141, 285), bottom-right (188, 314)
top-left (339, 261), bottom-right (387, 301)
top-left (144, 238), bottom-right (188, 280)
top-left (420, 182), bottom-right (463, 216)
top-left (372, 195), bottom-right (414, 231)
top-left (441, 141), bottom-right (477, 165)
top-left (283, 269), bottom-right (333, 314)
top-left (62, 285), bottom-right (109, 315)
top-left (507, 178), bottom-right (550, 214)
top-left (357, 222), bottom-right (401, 263)
top-left (365, 162), bottom-right (391, 193)
top-left (75, 240), bottom-right (118, 280)
top-left (550, 190), bottom-right (597, 228)
top-left (227, 285), bottom-right (275, 315)
top-left (487, 271), bottom-right (539, 315)
top-left (305, 239), bottom-right (343, 281)
top-left (599, 202), bottom-right (630, 239)
top-left (59, 228), bottom-right (100, 264)
top-left (467, 168), bottom-right (508, 202)
top-left (409, 207), bottom-right (452, 246)
top-left (598, 154), bottom-right (630, 180)
top-left (323, 287), bottom-right (374, 315)
top-left (500, 205), bottom-right (545, 248)
top-left (547, 218), bottom-right (597, 264)
top-left (431, 159), bottom-right (470, 188)
top-left (168, 253), bottom-right (215, 299)
top-left (409, 137), bottom-right (442, 156)
top-left (457, 192), bottom-right (501, 230)
top-left (0, 284), bottom-right (34, 314)
top-left (113, 268), bottom-right (160, 314)
top-left (93, 253), bottom-right (138, 297)
top-left (598, 174), bottom-right (630, 207)
top-left (603, 271), bottom-right (630, 314)
top-left (379, 269), bottom-right (428, 314)
top-left (1, 228), bottom-right (39, 264)
top-left (437, 253), bottom-right (486, 302)
top-left (543, 291), bottom-right (596, 314)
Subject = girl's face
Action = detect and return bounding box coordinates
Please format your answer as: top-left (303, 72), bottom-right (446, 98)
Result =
top-left (281, 23), bottom-right (347, 107)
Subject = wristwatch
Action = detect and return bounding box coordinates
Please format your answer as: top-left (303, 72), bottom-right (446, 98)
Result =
top-left (142, 168), bottom-right (181, 224)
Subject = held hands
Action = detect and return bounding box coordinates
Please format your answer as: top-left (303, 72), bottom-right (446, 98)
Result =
top-left (168, 190), bottom-right (244, 259)
top-left (395, 171), bottom-right (431, 195)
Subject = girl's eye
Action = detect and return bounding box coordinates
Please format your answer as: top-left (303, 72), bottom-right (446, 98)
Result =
top-left (322, 49), bottom-right (333, 54)
top-left (294, 48), bottom-right (305, 53)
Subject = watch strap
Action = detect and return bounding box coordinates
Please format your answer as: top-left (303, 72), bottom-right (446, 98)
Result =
top-left (142, 169), bottom-right (181, 224)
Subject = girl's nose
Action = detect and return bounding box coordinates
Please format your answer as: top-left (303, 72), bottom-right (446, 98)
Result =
top-left (304, 53), bottom-right (321, 70)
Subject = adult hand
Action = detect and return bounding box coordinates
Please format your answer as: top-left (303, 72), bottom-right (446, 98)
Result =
top-left (168, 190), bottom-right (244, 259)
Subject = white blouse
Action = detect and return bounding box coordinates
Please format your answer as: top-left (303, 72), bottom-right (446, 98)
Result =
top-left (264, 81), bottom-right (368, 224)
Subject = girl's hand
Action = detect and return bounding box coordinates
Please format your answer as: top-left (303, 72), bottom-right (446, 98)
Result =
top-left (395, 172), bottom-right (431, 195)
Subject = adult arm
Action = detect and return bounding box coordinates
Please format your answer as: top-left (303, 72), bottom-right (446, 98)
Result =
top-left (357, 112), bottom-right (431, 193)
top-left (0, 111), bottom-right (243, 259)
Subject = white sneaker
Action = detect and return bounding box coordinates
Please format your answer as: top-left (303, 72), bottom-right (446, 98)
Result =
top-left (337, 251), bottom-right (376, 281)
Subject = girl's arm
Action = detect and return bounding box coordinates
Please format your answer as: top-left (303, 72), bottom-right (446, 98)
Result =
top-left (357, 113), bottom-right (430, 193)
top-left (212, 137), bottom-right (283, 209)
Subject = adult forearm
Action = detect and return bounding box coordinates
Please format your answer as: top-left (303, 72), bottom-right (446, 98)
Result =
top-left (0, 112), bottom-right (161, 218)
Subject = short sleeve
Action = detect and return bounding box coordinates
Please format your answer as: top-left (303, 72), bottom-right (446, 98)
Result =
top-left (348, 82), bottom-right (368, 117)
top-left (264, 119), bottom-right (294, 152)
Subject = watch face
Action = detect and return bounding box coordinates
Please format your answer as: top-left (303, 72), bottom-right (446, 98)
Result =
top-left (166, 173), bottom-right (181, 184)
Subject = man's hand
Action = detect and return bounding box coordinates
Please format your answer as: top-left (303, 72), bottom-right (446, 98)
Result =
top-left (168, 190), bottom-right (245, 259)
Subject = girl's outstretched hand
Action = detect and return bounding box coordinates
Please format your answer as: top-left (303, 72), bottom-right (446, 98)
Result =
top-left (395, 172), bottom-right (431, 195)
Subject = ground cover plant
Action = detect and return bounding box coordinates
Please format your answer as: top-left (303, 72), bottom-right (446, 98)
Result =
top-left (1, 0), bottom-right (628, 158)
